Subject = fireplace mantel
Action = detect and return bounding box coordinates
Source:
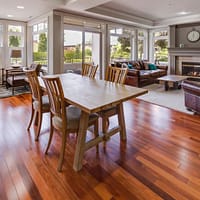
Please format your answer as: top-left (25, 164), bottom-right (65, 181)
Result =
top-left (168, 48), bottom-right (200, 55)
top-left (168, 48), bottom-right (200, 74)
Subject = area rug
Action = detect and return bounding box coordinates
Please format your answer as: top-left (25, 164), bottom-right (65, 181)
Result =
top-left (0, 85), bottom-right (30, 98)
top-left (136, 83), bottom-right (194, 115)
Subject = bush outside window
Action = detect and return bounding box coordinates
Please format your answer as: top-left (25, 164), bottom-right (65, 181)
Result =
top-left (32, 22), bottom-right (48, 66)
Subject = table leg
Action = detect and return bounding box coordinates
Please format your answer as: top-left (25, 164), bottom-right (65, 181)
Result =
top-left (73, 111), bottom-right (89, 171)
top-left (164, 81), bottom-right (169, 91)
top-left (117, 103), bottom-right (127, 141)
top-left (177, 81), bottom-right (182, 89)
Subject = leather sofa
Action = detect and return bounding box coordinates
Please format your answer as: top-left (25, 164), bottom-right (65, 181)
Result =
top-left (113, 60), bottom-right (168, 87)
top-left (182, 78), bottom-right (200, 114)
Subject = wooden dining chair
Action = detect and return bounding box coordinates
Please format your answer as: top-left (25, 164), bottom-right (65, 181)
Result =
top-left (82, 63), bottom-right (98, 78)
top-left (24, 68), bottom-right (50, 141)
top-left (42, 76), bottom-right (99, 172)
top-left (105, 66), bottom-right (128, 84)
top-left (100, 66), bottom-right (128, 141)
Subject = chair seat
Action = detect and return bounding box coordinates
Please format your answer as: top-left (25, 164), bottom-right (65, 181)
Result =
top-left (7, 74), bottom-right (27, 85)
top-left (53, 106), bottom-right (98, 130)
top-left (33, 95), bottom-right (50, 112)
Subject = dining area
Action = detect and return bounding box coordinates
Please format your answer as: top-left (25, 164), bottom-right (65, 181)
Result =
top-left (1, 64), bottom-right (200, 199)
top-left (24, 64), bottom-right (148, 172)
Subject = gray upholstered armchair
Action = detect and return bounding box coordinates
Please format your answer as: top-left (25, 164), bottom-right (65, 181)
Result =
top-left (182, 79), bottom-right (200, 114)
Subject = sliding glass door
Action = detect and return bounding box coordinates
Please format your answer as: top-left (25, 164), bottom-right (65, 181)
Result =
top-left (64, 30), bottom-right (83, 74)
top-left (64, 27), bottom-right (101, 78)
top-left (84, 32), bottom-right (100, 78)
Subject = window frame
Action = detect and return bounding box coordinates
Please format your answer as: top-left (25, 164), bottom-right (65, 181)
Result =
top-left (137, 29), bottom-right (148, 60)
top-left (150, 28), bottom-right (169, 64)
top-left (32, 20), bottom-right (48, 71)
top-left (109, 26), bottom-right (135, 63)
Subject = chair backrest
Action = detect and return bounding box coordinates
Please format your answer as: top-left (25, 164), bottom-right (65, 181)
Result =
top-left (82, 63), bottom-right (98, 78)
top-left (42, 76), bottom-right (66, 121)
top-left (24, 69), bottom-right (42, 102)
top-left (29, 64), bottom-right (42, 76)
top-left (105, 66), bottom-right (128, 84)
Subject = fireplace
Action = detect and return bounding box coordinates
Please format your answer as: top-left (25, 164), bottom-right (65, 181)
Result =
top-left (182, 62), bottom-right (200, 77)
top-left (168, 48), bottom-right (200, 75)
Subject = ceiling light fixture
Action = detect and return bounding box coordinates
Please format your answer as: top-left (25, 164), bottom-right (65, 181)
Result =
top-left (177, 11), bottom-right (189, 15)
top-left (17, 6), bottom-right (24, 9)
top-left (7, 14), bottom-right (13, 17)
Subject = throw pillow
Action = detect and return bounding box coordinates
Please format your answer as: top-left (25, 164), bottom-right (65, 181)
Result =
top-left (148, 63), bottom-right (157, 70)
top-left (143, 62), bottom-right (150, 70)
top-left (115, 62), bottom-right (122, 68)
top-left (138, 60), bottom-right (145, 70)
top-left (127, 63), bottom-right (133, 69)
top-left (135, 61), bottom-right (141, 70)
top-left (122, 63), bottom-right (128, 68)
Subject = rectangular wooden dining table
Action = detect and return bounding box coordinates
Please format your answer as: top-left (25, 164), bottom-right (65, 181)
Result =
top-left (39, 73), bottom-right (148, 171)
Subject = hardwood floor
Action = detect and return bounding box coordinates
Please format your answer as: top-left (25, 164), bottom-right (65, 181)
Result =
top-left (0, 93), bottom-right (200, 200)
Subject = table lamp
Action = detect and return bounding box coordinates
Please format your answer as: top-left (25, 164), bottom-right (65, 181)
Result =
top-left (11, 49), bottom-right (21, 64)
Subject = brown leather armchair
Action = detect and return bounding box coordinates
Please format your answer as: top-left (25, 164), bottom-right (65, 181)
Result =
top-left (182, 79), bottom-right (200, 114)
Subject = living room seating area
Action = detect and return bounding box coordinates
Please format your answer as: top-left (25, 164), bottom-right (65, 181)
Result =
top-left (114, 60), bottom-right (168, 87)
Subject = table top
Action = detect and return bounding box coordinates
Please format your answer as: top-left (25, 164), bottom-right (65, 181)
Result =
top-left (39, 73), bottom-right (148, 113)
top-left (157, 75), bottom-right (188, 82)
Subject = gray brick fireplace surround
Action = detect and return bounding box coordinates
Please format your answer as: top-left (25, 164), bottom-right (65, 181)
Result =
top-left (168, 48), bottom-right (200, 77)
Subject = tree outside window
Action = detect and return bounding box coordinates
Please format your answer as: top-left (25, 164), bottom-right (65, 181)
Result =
top-left (9, 36), bottom-right (21, 47)
top-left (33, 23), bottom-right (48, 66)
top-left (110, 28), bottom-right (131, 63)
top-left (153, 31), bottom-right (168, 63)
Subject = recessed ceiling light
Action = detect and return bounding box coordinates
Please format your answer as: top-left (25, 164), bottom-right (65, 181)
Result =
top-left (67, 0), bottom-right (77, 4)
top-left (177, 11), bottom-right (189, 15)
top-left (7, 14), bottom-right (13, 17)
top-left (17, 5), bottom-right (24, 9)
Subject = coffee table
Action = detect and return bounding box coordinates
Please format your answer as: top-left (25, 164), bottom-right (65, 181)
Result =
top-left (157, 75), bottom-right (188, 91)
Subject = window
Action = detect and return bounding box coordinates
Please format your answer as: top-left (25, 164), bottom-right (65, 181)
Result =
top-left (8, 24), bottom-right (24, 65)
top-left (109, 27), bottom-right (133, 63)
top-left (153, 30), bottom-right (168, 64)
top-left (137, 30), bottom-right (147, 60)
top-left (32, 21), bottom-right (48, 67)
top-left (0, 24), bottom-right (3, 47)
top-left (0, 24), bottom-right (3, 68)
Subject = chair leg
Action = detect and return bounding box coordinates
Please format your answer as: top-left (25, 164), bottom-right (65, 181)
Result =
top-left (45, 113), bottom-right (54, 154)
top-left (35, 110), bottom-right (42, 141)
top-left (27, 104), bottom-right (34, 131)
top-left (57, 130), bottom-right (67, 172)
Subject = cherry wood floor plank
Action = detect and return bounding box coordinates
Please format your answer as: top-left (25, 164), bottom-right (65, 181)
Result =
top-left (0, 157), bottom-right (18, 200)
top-left (0, 94), bottom-right (200, 199)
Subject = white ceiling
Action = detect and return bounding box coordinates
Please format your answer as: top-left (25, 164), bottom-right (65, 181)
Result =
top-left (0, 0), bottom-right (200, 27)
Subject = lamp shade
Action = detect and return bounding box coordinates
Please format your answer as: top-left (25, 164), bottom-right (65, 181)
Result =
top-left (11, 50), bottom-right (21, 58)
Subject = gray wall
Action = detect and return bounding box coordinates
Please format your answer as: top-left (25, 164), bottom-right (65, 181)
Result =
top-left (170, 22), bottom-right (200, 48)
